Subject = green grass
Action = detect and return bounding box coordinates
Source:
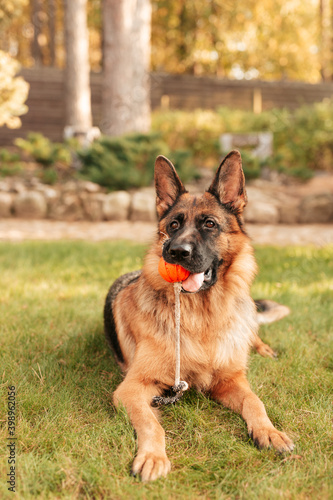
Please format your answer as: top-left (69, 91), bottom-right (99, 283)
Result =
top-left (0, 241), bottom-right (332, 499)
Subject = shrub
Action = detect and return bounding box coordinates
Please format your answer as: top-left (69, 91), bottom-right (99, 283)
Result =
top-left (152, 109), bottom-right (223, 168)
top-left (0, 148), bottom-right (23, 176)
top-left (77, 132), bottom-right (197, 191)
top-left (238, 150), bottom-right (261, 180)
top-left (15, 132), bottom-right (72, 167)
top-left (271, 100), bottom-right (333, 173)
top-left (39, 167), bottom-right (59, 185)
top-left (153, 102), bottom-right (333, 178)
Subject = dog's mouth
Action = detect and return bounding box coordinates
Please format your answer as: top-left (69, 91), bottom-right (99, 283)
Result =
top-left (181, 267), bottom-right (213, 293)
top-left (161, 240), bottom-right (220, 293)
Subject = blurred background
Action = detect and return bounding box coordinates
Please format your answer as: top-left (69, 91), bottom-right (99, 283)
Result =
top-left (0, 0), bottom-right (333, 231)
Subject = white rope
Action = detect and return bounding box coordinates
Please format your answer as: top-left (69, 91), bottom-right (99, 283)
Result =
top-left (173, 282), bottom-right (188, 392)
top-left (174, 282), bottom-right (182, 387)
top-left (151, 281), bottom-right (188, 407)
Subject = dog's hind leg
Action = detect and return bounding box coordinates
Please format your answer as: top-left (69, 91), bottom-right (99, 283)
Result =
top-left (210, 372), bottom-right (294, 453)
top-left (252, 333), bottom-right (277, 358)
top-left (113, 373), bottom-right (171, 482)
top-left (253, 299), bottom-right (290, 358)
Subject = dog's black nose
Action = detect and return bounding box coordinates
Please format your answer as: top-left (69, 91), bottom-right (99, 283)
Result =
top-left (169, 243), bottom-right (192, 261)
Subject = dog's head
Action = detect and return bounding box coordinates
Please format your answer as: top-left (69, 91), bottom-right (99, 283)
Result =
top-left (153, 151), bottom-right (250, 293)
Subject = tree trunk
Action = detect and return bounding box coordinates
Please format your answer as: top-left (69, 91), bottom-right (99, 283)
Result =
top-left (64, 0), bottom-right (92, 133)
top-left (320, 0), bottom-right (332, 81)
top-left (102, 0), bottom-right (151, 136)
top-left (48, 0), bottom-right (56, 66)
top-left (32, 0), bottom-right (44, 66)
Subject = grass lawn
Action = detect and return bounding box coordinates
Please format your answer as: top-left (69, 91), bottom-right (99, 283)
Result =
top-left (0, 241), bottom-right (332, 499)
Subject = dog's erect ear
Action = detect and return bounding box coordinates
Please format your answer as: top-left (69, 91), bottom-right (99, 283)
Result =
top-left (155, 155), bottom-right (187, 218)
top-left (208, 150), bottom-right (247, 215)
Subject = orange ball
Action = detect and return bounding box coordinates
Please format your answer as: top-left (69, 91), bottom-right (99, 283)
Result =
top-left (158, 257), bottom-right (190, 283)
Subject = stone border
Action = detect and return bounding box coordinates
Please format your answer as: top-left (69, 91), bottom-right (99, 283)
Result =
top-left (0, 178), bottom-right (156, 222)
top-left (0, 177), bottom-right (333, 224)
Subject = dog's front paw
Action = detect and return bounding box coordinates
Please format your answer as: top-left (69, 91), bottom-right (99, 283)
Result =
top-left (132, 451), bottom-right (171, 482)
top-left (250, 426), bottom-right (294, 453)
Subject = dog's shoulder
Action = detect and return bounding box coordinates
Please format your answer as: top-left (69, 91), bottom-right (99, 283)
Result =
top-left (104, 270), bottom-right (141, 364)
top-left (105, 270), bottom-right (142, 308)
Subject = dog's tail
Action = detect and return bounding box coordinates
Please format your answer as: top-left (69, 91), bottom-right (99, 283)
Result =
top-left (253, 300), bottom-right (290, 358)
top-left (255, 299), bottom-right (290, 325)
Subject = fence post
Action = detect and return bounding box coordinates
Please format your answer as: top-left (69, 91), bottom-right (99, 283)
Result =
top-left (253, 88), bottom-right (262, 114)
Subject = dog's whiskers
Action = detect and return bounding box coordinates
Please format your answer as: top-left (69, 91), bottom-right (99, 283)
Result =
top-left (159, 231), bottom-right (169, 248)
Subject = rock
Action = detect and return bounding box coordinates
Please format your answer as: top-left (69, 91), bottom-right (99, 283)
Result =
top-left (36, 184), bottom-right (58, 200)
top-left (247, 183), bottom-right (301, 224)
top-left (40, 187), bottom-right (59, 217)
top-left (278, 200), bottom-right (300, 224)
top-left (0, 192), bottom-right (13, 217)
top-left (13, 191), bottom-right (47, 219)
top-left (49, 193), bottom-right (84, 221)
top-left (0, 180), bottom-right (11, 192)
top-left (260, 167), bottom-right (289, 185)
top-left (29, 178), bottom-right (43, 189)
top-left (245, 199), bottom-right (280, 224)
top-left (11, 180), bottom-right (26, 194)
top-left (81, 193), bottom-right (105, 221)
top-left (299, 193), bottom-right (333, 223)
top-left (130, 191), bottom-right (156, 222)
top-left (78, 180), bottom-right (102, 193)
top-left (62, 180), bottom-right (78, 193)
top-left (103, 191), bottom-right (131, 221)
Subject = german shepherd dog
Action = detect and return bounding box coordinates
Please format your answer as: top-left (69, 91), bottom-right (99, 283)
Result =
top-left (104, 151), bottom-right (294, 481)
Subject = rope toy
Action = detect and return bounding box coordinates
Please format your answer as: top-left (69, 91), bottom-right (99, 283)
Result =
top-left (152, 258), bottom-right (190, 407)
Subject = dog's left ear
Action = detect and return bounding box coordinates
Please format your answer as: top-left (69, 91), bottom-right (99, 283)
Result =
top-left (208, 150), bottom-right (247, 215)
top-left (155, 155), bottom-right (187, 218)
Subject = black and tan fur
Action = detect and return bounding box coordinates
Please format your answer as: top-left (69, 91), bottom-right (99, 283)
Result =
top-left (104, 151), bottom-right (293, 481)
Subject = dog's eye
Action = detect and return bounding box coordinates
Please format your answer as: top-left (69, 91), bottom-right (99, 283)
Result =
top-left (205, 220), bottom-right (215, 229)
top-left (170, 220), bottom-right (180, 230)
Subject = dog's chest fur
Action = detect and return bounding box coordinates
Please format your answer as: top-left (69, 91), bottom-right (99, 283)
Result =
top-left (182, 295), bottom-right (255, 384)
top-left (116, 276), bottom-right (258, 390)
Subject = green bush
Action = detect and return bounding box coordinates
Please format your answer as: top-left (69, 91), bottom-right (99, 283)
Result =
top-left (15, 132), bottom-right (72, 167)
top-left (238, 150), bottom-right (262, 180)
top-left (10, 99), bottom-right (333, 187)
top-left (264, 154), bottom-right (314, 181)
top-left (270, 101), bottom-right (333, 173)
top-left (0, 148), bottom-right (23, 176)
top-left (152, 109), bottom-right (223, 168)
top-left (39, 167), bottom-right (59, 185)
top-left (77, 132), bottom-right (197, 191)
top-left (152, 101), bottom-right (333, 178)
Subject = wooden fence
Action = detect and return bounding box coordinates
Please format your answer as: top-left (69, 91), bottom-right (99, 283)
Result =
top-left (1, 67), bottom-right (333, 145)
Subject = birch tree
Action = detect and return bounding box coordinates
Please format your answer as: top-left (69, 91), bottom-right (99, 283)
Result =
top-left (102, 0), bottom-right (151, 136)
top-left (64, 0), bottom-right (92, 137)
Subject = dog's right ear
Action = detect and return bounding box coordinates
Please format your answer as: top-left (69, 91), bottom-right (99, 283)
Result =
top-left (155, 156), bottom-right (186, 218)
top-left (208, 150), bottom-right (247, 215)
